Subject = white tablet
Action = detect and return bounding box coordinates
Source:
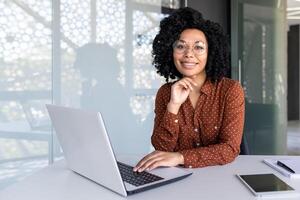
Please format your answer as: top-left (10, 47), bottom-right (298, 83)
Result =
top-left (237, 173), bottom-right (296, 197)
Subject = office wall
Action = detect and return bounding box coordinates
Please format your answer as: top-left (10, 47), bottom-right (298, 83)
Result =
top-left (187, 0), bottom-right (230, 34)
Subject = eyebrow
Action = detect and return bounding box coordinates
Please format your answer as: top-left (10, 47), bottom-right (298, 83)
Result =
top-left (178, 40), bottom-right (206, 44)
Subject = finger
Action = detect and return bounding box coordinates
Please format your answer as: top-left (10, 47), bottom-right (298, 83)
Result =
top-left (176, 79), bottom-right (192, 91)
top-left (180, 79), bottom-right (194, 91)
top-left (148, 152), bottom-right (183, 170)
top-left (133, 156), bottom-right (153, 172)
top-left (135, 152), bottom-right (163, 172)
top-left (137, 156), bottom-right (164, 172)
top-left (183, 77), bottom-right (198, 87)
top-left (174, 80), bottom-right (189, 90)
top-left (133, 151), bottom-right (161, 171)
top-left (188, 75), bottom-right (198, 86)
top-left (136, 151), bottom-right (160, 166)
top-left (134, 151), bottom-right (164, 172)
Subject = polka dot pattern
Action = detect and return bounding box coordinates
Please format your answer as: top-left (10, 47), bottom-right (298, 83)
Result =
top-left (151, 77), bottom-right (245, 168)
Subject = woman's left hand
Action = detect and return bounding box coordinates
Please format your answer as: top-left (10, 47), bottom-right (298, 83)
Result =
top-left (133, 151), bottom-right (184, 172)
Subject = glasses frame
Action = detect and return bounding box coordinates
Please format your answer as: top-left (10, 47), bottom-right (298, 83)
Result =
top-left (172, 40), bottom-right (207, 56)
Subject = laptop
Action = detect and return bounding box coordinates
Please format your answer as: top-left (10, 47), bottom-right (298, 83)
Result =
top-left (46, 104), bottom-right (192, 196)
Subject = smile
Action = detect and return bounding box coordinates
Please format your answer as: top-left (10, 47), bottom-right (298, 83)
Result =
top-left (181, 62), bottom-right (198, 68)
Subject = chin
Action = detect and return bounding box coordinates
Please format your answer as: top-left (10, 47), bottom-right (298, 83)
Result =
top-left (183, 74), bottom-right (197, 78)
top-left (180, 70), bottom-right (200, 76)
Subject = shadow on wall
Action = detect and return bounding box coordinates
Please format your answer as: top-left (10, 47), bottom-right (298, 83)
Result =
top-left (74, 43), bottom-right (152, 155)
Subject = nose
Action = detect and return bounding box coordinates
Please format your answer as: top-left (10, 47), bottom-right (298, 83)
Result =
top-left (184, 47), bottom-right (194, 57)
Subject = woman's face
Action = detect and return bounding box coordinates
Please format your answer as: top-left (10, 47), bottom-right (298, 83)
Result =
top-left (173, 28), bottom-right (208, 79)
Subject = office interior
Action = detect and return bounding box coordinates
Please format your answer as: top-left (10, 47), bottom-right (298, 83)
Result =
top-left (0, 0), bottom-right (299, 191)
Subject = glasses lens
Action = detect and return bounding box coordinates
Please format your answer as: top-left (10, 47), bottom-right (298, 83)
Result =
top-left (193, 41), bottom-right (206, 55)
top-left (173, 41), bottom-right (186, 54)
top-left (173, 41), bottom-right (206, 55)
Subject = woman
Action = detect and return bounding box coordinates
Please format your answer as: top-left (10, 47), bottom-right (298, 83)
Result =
top-left (134, 7), bottom-right (245, 172)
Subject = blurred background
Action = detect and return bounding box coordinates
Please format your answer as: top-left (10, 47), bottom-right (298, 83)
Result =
top-left (0, 0), bottom-right (299, 191)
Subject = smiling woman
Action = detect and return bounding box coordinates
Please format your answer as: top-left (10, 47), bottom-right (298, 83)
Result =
top-left (133, 7), bottom-right (245, 172)
top-left (172, 29), bottom-right (208, 82)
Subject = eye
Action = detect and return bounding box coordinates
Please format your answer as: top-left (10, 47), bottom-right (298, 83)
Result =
top-left (175, 43), bottom-right (185, 49)
top-left (194, 45), bottom-right (205, 51)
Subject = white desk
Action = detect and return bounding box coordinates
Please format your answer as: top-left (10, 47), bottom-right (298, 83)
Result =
top-left (1, 155), bottom-right (300, 200)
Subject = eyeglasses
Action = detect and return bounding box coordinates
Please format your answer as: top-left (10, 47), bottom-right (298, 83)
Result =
top-left (172, 40), bottom-right (207, 56)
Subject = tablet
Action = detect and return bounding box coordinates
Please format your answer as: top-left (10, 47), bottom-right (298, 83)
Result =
top-left (237, 173), bottom-right (296, 197)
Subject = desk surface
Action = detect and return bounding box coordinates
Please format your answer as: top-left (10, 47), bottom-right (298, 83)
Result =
top-left (1, 155), bottom-right (300, 200)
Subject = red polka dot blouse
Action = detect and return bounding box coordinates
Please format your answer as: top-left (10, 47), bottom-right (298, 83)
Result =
top-left (151, 77), bottom-right (245, 168)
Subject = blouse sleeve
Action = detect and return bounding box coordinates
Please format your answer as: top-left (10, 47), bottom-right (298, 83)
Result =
top-left (151, 84), bottom-right (180, 151)
top-left (179, 82), bottom-right (245, 168)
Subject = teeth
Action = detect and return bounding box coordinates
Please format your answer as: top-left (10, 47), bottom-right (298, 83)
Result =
top-left (183, 62), bottom-right (195, 64)
top-left (182, 63), bottom-right (196, 67)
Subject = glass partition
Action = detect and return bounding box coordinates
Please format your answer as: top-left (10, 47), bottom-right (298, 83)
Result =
top-left (0, 0), bottom-right (181, 190)
top-left (231, 0), bottom-right (287, 154)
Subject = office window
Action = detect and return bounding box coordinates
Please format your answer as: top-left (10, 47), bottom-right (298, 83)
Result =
top-left (0, 0), bottom-right (180, 190)
top-left (0, 0), bottom-right (52, 190)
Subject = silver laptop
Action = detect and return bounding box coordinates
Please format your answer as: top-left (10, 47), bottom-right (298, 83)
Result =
top-left (46, 104), bottom-right (192, 196)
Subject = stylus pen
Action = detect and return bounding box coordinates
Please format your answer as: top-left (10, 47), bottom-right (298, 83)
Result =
top-left (277, 161), bottom-right (295, 174)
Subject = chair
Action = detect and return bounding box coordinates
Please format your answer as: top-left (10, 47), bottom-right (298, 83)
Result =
top-left (243, 102), bottom-right (277, 154)
top-left (240, 134), bottom-right (250, 155)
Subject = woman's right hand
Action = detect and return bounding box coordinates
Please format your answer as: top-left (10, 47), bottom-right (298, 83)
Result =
top-left (167, 77), bottom-right (197, 114)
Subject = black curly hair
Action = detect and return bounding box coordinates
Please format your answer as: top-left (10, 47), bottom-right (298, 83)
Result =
top-left (152, 7), bottom-right (229, 83)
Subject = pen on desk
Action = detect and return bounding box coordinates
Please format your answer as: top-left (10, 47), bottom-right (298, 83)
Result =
top-left (277, 161), bottom-right (295, 174)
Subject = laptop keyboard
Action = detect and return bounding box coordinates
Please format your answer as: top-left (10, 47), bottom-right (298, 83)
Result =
top-left (117, 162), bottom-right (164, 186)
